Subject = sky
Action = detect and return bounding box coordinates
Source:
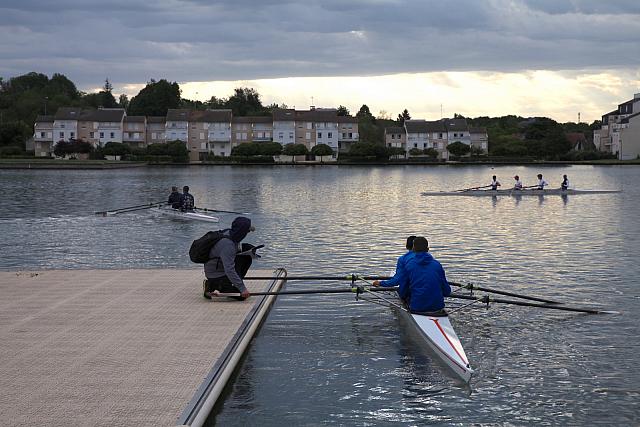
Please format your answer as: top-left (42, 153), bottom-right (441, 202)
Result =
top-left (1, 0), bottom-right (639, 123)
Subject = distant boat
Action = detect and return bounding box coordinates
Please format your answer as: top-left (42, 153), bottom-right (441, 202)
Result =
top-left (421, 188), bottom-right (622, 197)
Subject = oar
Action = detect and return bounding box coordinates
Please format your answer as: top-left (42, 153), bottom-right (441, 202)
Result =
top-left (95, 201), bottom-right (165, 216)
top-left (450, 294), bottom-right (617, 315)
top-left (195, 206), bottom-right (251, 215)
top-left (454, 185), bottom-right (490, 192)
top-left (244, 275), bottom-right (561, 304)
top-left (96, 203), bottom-right (163, 216)
top-left (211, 286), bottom-right (395, 297)
top-left (449, 281), bottom-right (560, 304)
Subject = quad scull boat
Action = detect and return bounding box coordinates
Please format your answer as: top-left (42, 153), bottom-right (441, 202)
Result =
top-left (421, 188), bottom-right (621, 197)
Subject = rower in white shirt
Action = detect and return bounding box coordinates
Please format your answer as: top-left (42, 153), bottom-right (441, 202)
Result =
top-left (536, 174), bottom-right (549, 190)
top-left (513, 175), bottom-right (523, 190)
top-left (490, 175), bottom-right (501, 190)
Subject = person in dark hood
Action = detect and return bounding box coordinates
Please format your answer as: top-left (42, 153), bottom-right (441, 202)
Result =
top-left (181, 186), bottom-right (195, 212)
top-left (203, 217), bottom-right (257, 300)
top-left (396, 236), bottom-right (451, 313)
top-left (168, 186), bottom-right (182, 209)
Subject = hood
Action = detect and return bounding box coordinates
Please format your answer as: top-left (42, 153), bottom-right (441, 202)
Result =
top-left (413, 252), bottom-right (434, 265)
top-left (229, 216), bottom-right (253, 242)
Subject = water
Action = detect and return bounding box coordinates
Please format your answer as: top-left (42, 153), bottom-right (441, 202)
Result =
top-left (1, 165), bottom-right (638, 425)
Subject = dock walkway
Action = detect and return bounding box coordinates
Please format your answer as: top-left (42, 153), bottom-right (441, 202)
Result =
top-left (0, 268), bottom-right (284, 426)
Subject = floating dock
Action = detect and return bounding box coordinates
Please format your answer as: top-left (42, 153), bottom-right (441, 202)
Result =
top-left (0, 268), bottom-right (286, 426)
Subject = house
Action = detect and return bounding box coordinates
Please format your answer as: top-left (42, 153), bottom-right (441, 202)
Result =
top-left (52, 107), bottom-right (82, 144)
top-left (165, 109), bottom-right (189, 143)
top-left (272, 109), bottom-right (296, 146)
top-left (189, 109), bottom-right (232, 161)
top-left (33, 115), bottom-right (54, 157)
top-left (146, 117), bottom-right (166, 146)
top-left (594, 93), bottom-right (640, 159)
top-left (620, 113), bottom-right (640, 160)
top-left (123, 116), bottom-right (147, 149)
top-left (77, 108), bottom-right (126, 147)
top-left (470, 127), bottom-right (489, 153)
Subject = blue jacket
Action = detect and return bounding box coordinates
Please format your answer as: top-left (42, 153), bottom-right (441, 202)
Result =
top-left (379, 251), bottom-right (414, 288)
top-left (398, 252), bottom-right (451, 312)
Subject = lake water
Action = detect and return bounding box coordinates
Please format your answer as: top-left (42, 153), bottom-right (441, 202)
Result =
top-left (1, 165), bottom-right (638, 425)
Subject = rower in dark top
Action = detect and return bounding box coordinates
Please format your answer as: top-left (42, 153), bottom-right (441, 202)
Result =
top-left (561, 174), bottom-right (570, 190)
top-left (490, 175), bottom-right (501, 190)
top-left (181, 186), bottom-right (195, 212)
top-left (168, 186), bottom-right (182, 209)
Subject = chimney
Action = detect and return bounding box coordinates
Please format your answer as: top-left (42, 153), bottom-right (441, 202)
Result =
top-left (310, 105), bottom-right (315, 111)
top-left (634, 93), bottom-right (640, 100)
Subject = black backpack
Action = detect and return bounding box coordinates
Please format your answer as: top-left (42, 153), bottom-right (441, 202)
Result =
top-left (189, 230), bottom-right (228, 263)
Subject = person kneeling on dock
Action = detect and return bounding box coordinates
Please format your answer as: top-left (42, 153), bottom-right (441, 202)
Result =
top-left (397, 236), bottom-right (451, 314)
top-left (203, 217), bottom-right (257, 301)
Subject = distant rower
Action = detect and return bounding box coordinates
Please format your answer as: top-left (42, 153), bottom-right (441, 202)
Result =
top-left (513, 175), bottom-right (523, 190)
top-left (536, 174), bottom-right (549, 190)
top-left (561, 174), bottom-right (570, 190)
top-left (490, 175), bottom-right (501, 190)
top-left (168, 186), bottom-right (182, 209)
top-left (181, 186), bottom-right (195, 212)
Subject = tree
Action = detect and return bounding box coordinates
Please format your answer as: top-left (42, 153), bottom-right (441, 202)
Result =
top-left (446, 141), bottom-right (471, 157)
top-left (102, 141), bottom-right (130, 156)
top-left (388, 146), bottom-right (406, 158)
top-left (232, 142), bottom-right (261, 157)
top-left (356, 104), bottom-right (375, 122)
top-left (207, 96), bottom-right (227, 110)
top-left (337, 105), bottom-right (350, 116)
top-left (408, 147), bottom-right (423, 156)
top-left (118, 94), bottom-right (129, 111)
top-left (166, 140), bottom-right (189, 161)
top-left (282, 143), bottom-right (309, 156)
top-left (377, 110), bottom-right (391, 120)
top-left (346, 142), bottom-right (389, 159)
top-left (311, 144), bottom-right (333, 157)
top-left (423, 147), bottom-right (439, 158)
top-left (0, 122), bottom-right (31, 147)
top-left (128, 79), bottom-right (181, 116)
top-left (258, 142), bottom-right (283, 156)
top-left (397, 109), bottom-right (411, 126)
top-left (226, 87), bottom-right (266, 116)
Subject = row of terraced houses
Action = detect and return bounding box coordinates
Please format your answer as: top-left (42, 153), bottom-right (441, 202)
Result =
top-left (33, 106), bottom-right (488, 162)
top-left (593, 93), bottom-right (640, 160)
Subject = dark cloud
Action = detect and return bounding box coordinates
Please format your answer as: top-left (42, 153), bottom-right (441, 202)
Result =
top-left (0, 0), bottom-right (638, 90)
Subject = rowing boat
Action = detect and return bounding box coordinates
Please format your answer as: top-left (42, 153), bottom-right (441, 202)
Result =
top-left (151, 205), bottom-right (220, 223)
top-left (421, 188), bottom-right (621, 197)
top-left (397, 306), bottom-right (473, 383)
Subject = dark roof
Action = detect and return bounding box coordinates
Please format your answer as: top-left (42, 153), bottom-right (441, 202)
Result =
top-left (566, 132), bottom-right (587, 144)
top-left (336, 116), bottom-right (357, 123)
top-left (189, 109), bottom-right (232, 122)
top-left (272, 109), bottom-right (296, 121)
top-left (79, 108), bottom-right (126, 122)
top-left (444, 119), bottom-right (469, 131)
top-left (147, 116), bottom-right (166, 123)
top-left (166, 109), bottom-right (190, 121)
top-left (295, 109), bottom-right (341, 122)
top-left (54, 107), bottom-right (83, 120)
top-left (405, 120), bottom-right (429, 133)
top-left (233, 116), bottom-right (272, 124)
top-left (385, 127), bottom-right (404, 134)
top-left (124, 116), bottom-right (146, 123)
top-left (621, 112), bottom-right (640, 123)
top-left (35, 115), bottom-right (54, 123)
top-left (469, 127), bottom-right (487, 134)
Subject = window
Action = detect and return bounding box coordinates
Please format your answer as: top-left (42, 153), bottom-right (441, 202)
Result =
top-left (305, 132), bottom-right (311, 140)
top-left (200, 132), bottom-right (205, 139)
top-left (100, 132), bottom-right (104, 138)
top-left (318, 132), bottom-right (322, 138)
top-left (279, 132), bottom-right (284, 138)
top-left (289, 132), bottom-right (294, 139)
top-left (151, 132), bottom-right (156, 139)
top-left (110, 132), bottom-right (115, 138)
top-left (40, 132), bottom-right (45, 138)
top-left (90, 132), bottom-right (94, 138)
top-left (61, 124), bottom-right (65, 129)
top-left (306, 123), bottom-right (312, 130)
top-left (348, 133), bottom-right (352, 138)
top-left (414, 143), bottom-right (417, 148)
top-left (439, 133), bottom-right (443, 139)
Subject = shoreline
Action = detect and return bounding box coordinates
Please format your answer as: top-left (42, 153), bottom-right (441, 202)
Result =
top-left (1, 159), bottom-right (639, 169)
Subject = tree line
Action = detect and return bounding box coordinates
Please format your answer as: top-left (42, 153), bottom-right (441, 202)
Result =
top-left (0, 71), bottom-right (609, 161)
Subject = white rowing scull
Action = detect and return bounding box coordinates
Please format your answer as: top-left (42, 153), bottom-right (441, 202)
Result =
top-left (151, 205), bottom-right (220, 223)
top-left (421, 188), bottom-right (621, 197)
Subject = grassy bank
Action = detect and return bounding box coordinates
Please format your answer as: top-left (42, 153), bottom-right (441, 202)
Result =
top-left (0, 158), bottom-right (147, 169)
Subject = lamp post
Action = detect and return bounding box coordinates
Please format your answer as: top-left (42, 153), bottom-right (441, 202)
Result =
top-left (44, 96), bottom-right (48, 115)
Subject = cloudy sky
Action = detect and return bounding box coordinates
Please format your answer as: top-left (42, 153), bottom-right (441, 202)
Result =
top-left (1, 0), bottom-right (639, 122)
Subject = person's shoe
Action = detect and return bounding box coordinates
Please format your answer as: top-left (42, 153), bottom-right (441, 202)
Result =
top-left (203, 279), bottom-right (211, 300)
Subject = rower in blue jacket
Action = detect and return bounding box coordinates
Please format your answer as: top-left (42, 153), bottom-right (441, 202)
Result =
top-left (396, 236), bottom-right (451, 313)
top-left (373, 235), bottom-right (416, 294)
